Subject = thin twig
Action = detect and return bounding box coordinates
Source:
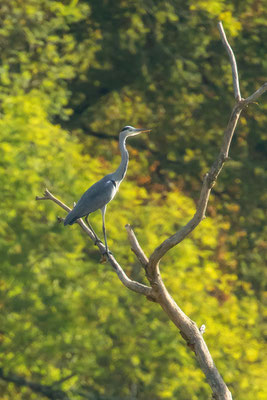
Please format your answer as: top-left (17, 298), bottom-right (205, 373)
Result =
top-left (51, 373), bottom-right (76, 387)
top-left (242, 82), bottom-right (267, 105)
top-left (218, 21), bottom-right (241, 101)
top-left (125, 224), bottom-right (149, 267)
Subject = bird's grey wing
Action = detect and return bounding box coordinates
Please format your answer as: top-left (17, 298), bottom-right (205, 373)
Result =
top-left (72, 178), bottom-right (117, 217)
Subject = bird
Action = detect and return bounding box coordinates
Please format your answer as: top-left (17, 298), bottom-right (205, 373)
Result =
top-left (64, 125), bottom-right (151, 254)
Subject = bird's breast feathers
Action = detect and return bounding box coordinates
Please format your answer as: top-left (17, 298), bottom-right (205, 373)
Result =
top-left (103, 180), bottom-right (116, 196)
top-left (108, 179), bottom-right (117, 189)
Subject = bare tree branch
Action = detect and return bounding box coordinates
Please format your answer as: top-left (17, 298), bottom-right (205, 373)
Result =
top-left (147, 46), bottom-right (267, 280)
top-left (150, 276), bottom-right (233, 400)
top-left (218, 21), bottom-right (241, 101)
top-left (51, 374), bottom-right (76, 387)
top-left (242, 82), bottom-right (267, 105)
top-left (35, 21), bottom-right (267, 400)
top-left (0, 368), bottom-right (70, 400)
top-left (147, 104), bottom-right (241, 278)
top-left (36, 190), bottom-right (154, 299)
top-left (145, 21), bottom-right (266, 400)
top-left (125, 224), bottom-right (149, 268)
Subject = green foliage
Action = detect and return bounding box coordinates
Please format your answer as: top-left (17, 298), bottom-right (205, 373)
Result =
top-left (0, 1), bottom-right (266, 399)
top-left (0, 92), bottom-right (266, 399)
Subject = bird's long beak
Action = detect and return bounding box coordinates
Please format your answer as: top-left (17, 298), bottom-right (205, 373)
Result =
top-left (135, 128), bottom-right (151, 133)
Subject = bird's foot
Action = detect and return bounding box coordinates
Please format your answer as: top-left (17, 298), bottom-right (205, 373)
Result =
top-left (94, 238), bottom-right (102, 246)
top-left (100, 249), bottom-right (112, 263)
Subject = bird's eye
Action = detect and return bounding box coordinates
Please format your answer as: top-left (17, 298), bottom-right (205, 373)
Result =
top-left (121, 126), bottom-right (132, 132)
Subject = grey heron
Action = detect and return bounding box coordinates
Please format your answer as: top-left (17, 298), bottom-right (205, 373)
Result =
top-left (64, 125), bottom-right (151, 254)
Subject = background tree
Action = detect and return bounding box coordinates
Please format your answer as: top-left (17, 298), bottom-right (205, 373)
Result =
top-left (0, 1), bottom-right (266, 399)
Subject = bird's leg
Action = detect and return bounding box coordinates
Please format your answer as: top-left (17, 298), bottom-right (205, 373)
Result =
top-left (101, 206), bottom-right (112, 256)
top-left (85, 215), bottom-right (101, 245)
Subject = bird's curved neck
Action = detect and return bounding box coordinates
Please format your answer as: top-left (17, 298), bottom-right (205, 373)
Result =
top-left (114, 133), bottom-right (129, 182)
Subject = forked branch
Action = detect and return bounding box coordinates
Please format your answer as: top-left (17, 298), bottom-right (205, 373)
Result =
top-left (36, 190), bottom-right (153, 298)
top-left (36, 21), bottom-right (267, 400)
top-left (147, 23), bottom-right (267, 279)
top-left (144, 21), bottom-right (266, 400)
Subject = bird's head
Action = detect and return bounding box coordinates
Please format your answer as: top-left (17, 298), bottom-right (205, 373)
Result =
top-left (120, 125), bottom-right (151, 138)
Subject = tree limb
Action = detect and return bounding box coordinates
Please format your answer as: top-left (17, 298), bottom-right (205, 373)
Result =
top-left (242, 82), bottom-right (267, 105)
top-left (0, 368), bottom-right (70, 400)
top-left (147, 43), bottom-right (267, 281)
top-left (36, 190), bottom-right (154, 299)
top-left (147, 104), bottom-right (241, 278)
top-left (125, 224), bottom-right (149, 268)
top-left (35, 21), bottom-right (267, 400)
top-left (218, 21), bottom-right (241, 101)
top-left (145, 21), bottom-right (266, 400)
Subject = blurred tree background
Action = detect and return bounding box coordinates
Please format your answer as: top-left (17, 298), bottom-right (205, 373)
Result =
top-left (0, 1), bottom-right (266, 399)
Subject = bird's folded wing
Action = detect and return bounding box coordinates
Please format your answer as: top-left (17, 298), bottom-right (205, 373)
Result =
top-left (74, 178), bottom-right (117, 216)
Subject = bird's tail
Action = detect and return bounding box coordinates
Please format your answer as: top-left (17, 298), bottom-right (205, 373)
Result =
top-left (64, 210), bottom-right (78, 226)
